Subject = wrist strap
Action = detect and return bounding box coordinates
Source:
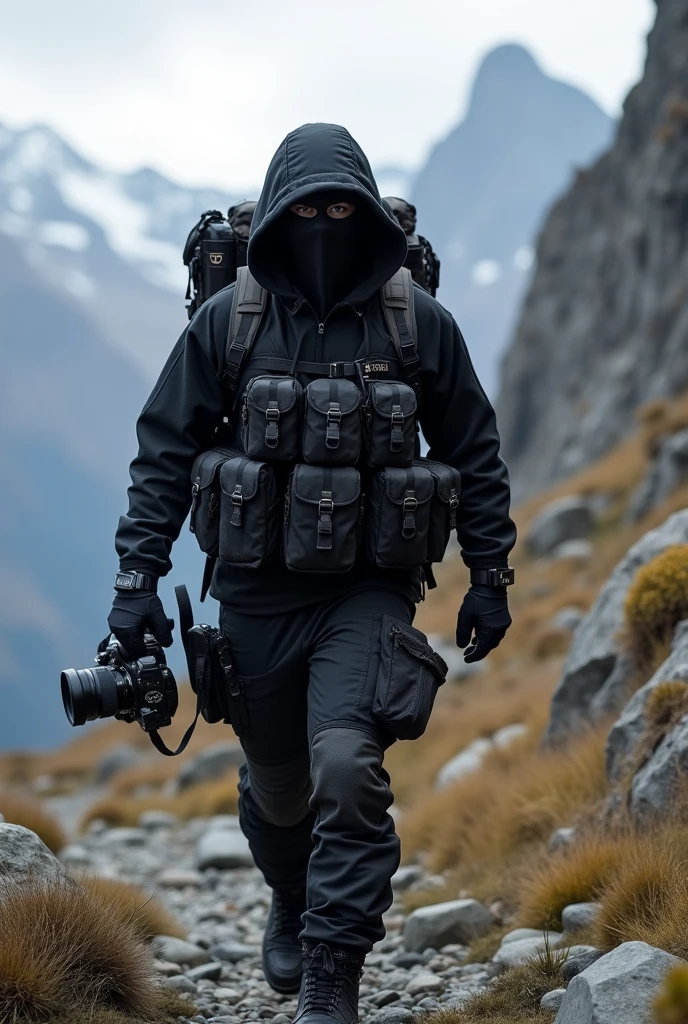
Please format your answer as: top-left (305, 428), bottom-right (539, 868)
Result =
top-left (470, 567), bottom-right (515, 588)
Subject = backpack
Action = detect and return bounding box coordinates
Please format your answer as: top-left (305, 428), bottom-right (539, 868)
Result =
top-left (217, 265), bottom-right (421, 401)
top-left (183, 202), bottom-right (256, 320)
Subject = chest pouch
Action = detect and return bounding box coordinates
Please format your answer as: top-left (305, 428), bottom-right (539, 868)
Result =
top-left (365, 464), bottom-right (433, 569)
top-left (241, 376), bottom-right (303, 462)
top-left (420, 459), bottom-right (462, 563)
top-left (190, 447), bottom-right (240, 556)
top-left (364, 381), bottom-right (418, 468)
top-left (302, 378), bottom-right (362, 466)
top-left (284, 464), bottom-right (363, 573)
top-left (219, 456), bottom-right (281, 569)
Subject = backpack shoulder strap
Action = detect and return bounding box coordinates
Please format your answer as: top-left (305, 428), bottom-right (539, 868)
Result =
top-left (218, 266), bottom-right (268, 394)
top-left (381, 267), bottom-right (421, 397)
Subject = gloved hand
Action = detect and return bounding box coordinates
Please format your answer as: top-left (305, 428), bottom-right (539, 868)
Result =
top-left (456, 585), bottom-right (512, 663)
top-left (108, 588), bottom-right (173, 658)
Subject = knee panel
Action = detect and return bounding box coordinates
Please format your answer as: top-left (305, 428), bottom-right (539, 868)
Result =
top-left (245, 755), bottom-right (313, 828)
top-left (310, 727), bottom-right (392, 829)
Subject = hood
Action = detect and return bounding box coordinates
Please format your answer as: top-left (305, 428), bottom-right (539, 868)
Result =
top-left (248, 123), bottom-right (408, 305)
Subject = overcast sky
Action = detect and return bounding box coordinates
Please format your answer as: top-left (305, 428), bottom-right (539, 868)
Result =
top-left (0, 0), bottom-right (655, 191)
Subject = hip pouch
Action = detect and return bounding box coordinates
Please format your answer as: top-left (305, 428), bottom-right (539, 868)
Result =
top-left (302, 378), bottom-right (362, 466)
top-left (374, 614), bottom-right (448, 740)
top-left (419, 459), bottom-right (462, 563)
top-left (219, 456), bottom-right (281, 569)
top-left (186, 624), bottom-right (249, 737)
top-left (364, 381), bottom-right (417, 468)
top-left (366, 464), bottom-right (433, 569)
top-left (241, 376), bottom-right (303, 462)
top-left (284, 464), bottom-right (362, 573)
top-left (190, 447), bottom-right (240, 556)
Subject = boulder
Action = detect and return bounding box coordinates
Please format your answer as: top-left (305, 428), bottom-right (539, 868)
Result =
top-left (177, 741), bottom-right (245, 790)
top-left (551, 606), bottom-right (586, 633)
top-left (96, 743), bottom-right (143, 784)
top-left (152, 935), bottom-right (211, 968)
top-left (561, 947), bottom-right (606, 983)
top-left (626, 428), bottom-right (688, 524)
top-left (391, 865), bottom-right (423, 892)
top-left (554, 941), bottom-right (681, 1024)
top-left (606, 618), bottom-right (688, 781)
top-left (492, 932), bottom-right (563, 968)
top-left (139, 810), bottom-right (178, 830)
top-left (553, 539), bottom-right (594, 562)
top-left (426, 634), bottom-right (484, 681)
top-left (562, 902), bottom-right (600, 936)
top-left (404, 899), bottom-right (494, 952)
top-left (541, 989), bottom-right (566, 1011)
top-left (545, 509), bottom-right (688, 744)
top-left (631, 713), bottom-right (688, 819)
top-left (367, 1008), bottom-right (415, 1024)
top-left (548, 827), bottom-right (577, 853)
top-left (501, 928), bottom-right (551, 945)
top-left (525, 496), bottom-right (593, 557)
top-left (196, 825), bottom-right (253, 871)
top-left (435, 724), bottom-right (527, 789)
top-left (0, 823), bottom-right (68, 885)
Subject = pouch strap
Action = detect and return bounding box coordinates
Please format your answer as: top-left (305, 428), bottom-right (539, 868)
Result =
top-left (402, 468), bottom-right (418, 539)
top-left (265, 379), bottom-right (281, 448)
top-left (230, 458), bottom-right (248, 527)
top-left (381, 268), bottom-right (421, 401)
top-left (326, 380), bottom-right (342, 450)
top-left (317, 468), bottom-right (334, 551)
top-left (389, 384), bottom-right (405, 452)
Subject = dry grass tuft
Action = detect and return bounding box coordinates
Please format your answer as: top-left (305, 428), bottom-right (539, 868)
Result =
top-left (49, 990), bottom-right (197, 1024)
top-left (653, 962), bottom-right (688, 1024)
top-left (79, 773), bottom-right (239, 832)
top-left (399, 726), bottom-right (608, 900)
top-left (0, 790), bottom-right (66, 853)
top-left (428, 946), bottom-right (564, 1022)
top-left (76, 874), bottom-right (186, 941)
top-left (464, 926), bottom-right (511, 964)
top-left (109, 758), bottom-right (180, 797)
top-left (624, 546), bottom-right (688, 669)
top-left (0, 876), bottom-right (162, 1022)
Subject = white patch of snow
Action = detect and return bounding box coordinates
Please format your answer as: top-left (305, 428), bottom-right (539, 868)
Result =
top-left (471, 259), bottom-right (502, 286)
top-left (58, 169), bottom-right (183, 292)
top-left (9, 186), bottom-right (33, 213)
top-left (62, 268), bottom-right (96, 300)
top-left (39, 220), bottom-right (90, 251)
top-left (513, 245), bottom-right (534, 272)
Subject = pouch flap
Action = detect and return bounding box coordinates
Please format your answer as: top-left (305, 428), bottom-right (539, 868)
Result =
top-left (419, 459), bottom-right (462, 503)
top-left (219, 457), bottom-right (266, 501)
top-left (383, 614), bottom-right (448, 682)
top-left (292, 464), bottom-right (361, 506)
top-left (192, 447), bottom-right (237, 489)
top-left (305, 378), bottom-right (361, 415)
top-left (381, 466), bottom-right (433, 506)
top-left (368, 381), bottom-right (417, 418)
top-left (247, 376), bottom-right (301, 413)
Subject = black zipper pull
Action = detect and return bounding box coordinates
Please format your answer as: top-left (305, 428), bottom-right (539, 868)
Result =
top-left (318, 323), bottom-right (325, 335)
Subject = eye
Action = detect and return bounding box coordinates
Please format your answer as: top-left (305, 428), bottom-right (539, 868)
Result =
top-left (290, 204), bottom-right (317, 218)
top-left (327, 202), bottom-right (355, 220)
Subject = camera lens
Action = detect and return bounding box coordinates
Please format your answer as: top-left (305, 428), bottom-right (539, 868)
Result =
top-left (60, 666), bottom-right (124, 726)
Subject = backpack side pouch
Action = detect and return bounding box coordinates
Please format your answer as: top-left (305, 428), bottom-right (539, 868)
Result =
top-left (219, 457), bottom-right (281, 569)
top-left (302, 378), bottom-right (362, 466)
top-left (284, 464), bottom-right (362, 573)
top-left (190, 447), bottom-right (239, 556)
top-left (373, 614), bottom-right (448, 740)
top-left (365, 464), bottom-right (433, 569)
top-left (364, 381), bottom-right (417, 468)
top-left (419, 459), bottom-right (462, 563)
top-left (241, 376), bottom-right (303, 462)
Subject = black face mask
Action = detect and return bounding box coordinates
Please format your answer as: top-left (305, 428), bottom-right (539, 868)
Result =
top-left (282, 193), bottom-right (367, 319)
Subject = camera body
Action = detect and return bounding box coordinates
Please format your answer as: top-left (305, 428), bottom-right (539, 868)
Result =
top-left (61, 632), bottom-right (178, 733)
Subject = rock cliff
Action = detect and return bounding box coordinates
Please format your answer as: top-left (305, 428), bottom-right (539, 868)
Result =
top-left (498, 0), bottom-right (688, 500)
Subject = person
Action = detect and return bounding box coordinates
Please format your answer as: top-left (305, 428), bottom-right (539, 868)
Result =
top-left (383, 195), bottom-right (441, 296)
top-left (107, 123), bottom-right (516, 1024)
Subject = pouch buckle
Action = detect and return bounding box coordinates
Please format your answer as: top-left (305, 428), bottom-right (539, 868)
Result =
top-left (402, 491), bottom-right (417, 539)
top-left (326, 403), bottom-right (342, 449)
top-left (265, 402), bottom-right (280, 448)
top-left (317, 492), bottom-right (334, 550)
top-left (231, 486), bottom-right (244, 527)
top-left (449, 490), bottom-right (459, 529)
top-left (329, 362), bottom-right (345, 378)
top-left (390, 404), bottom-right (405, 452)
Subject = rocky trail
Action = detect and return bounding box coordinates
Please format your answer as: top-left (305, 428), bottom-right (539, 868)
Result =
top-left (55, 812), bottom-right (498, 1024)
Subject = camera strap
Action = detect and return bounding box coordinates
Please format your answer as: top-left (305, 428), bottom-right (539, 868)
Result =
top-left (147, 585), bottom-right (205, 758)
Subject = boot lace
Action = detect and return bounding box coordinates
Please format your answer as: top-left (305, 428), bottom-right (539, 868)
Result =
top-left (302, 944), bottom-right (361, 1016)
top-left (272, 887), bottom-right (305, 940)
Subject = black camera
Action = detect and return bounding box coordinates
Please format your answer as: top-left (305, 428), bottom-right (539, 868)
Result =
top-left (61, 632), bottom-right (179, 734)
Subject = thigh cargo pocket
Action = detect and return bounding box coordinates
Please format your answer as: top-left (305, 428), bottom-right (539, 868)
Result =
top-left (374, 615), bottom-right (448, 740)
top-left (190, 447), bottom-right (239, 556)
top-left (241, 376), bottom-right (303, 462)
top-left (365, 464), bottom-right (434, 568)
top-left (420, 459), bottom-right (462, 563)
top-left (219, 456), bottom-right (281, 569)
top-left (284, 464), bottom-right (362, 573)
top-left (364, 381), bottom-right (417, 468)
top-left (302, 379), bottom-right (362, 466)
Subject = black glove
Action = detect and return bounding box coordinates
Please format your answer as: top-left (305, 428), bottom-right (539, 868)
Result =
top-left (456, 585), bottom-right (512, 663)
top-left (108, 589), bottom-right (173, 658)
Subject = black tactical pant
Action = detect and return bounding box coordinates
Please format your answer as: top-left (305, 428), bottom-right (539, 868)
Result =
top-left (220, 587), bottom-right (415, 954)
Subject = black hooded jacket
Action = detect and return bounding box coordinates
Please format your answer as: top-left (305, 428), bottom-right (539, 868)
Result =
top-left (115, 124), bottom-right (516, 611)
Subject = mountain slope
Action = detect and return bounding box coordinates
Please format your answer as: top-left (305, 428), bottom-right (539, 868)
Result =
top-left (412, 44), bottom-right (614, 395)
top-left (498, 0), bottom-right (688, 499)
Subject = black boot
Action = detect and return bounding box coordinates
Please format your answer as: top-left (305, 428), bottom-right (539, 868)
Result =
top-left (262, 887), bottom-right (307, 994)
top-left (292, 943), bottom-right (363, 1024)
